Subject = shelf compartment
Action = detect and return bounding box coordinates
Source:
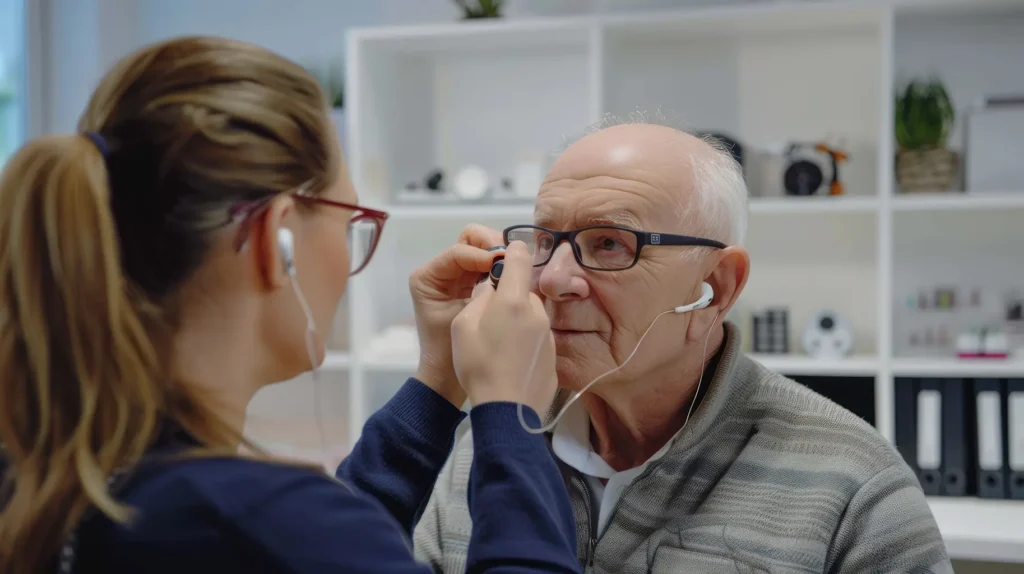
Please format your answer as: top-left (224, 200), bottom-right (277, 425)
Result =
top-left (351, 18), bottom-right (591, 55)
top-left (749, 196), bottom-right (879, 215)
top-left (892, 357), bottom-right (1024, 377)
top-left (929, 497), bottom-right (1024, 563)
top-left (892, 192), bottom-right (1024, 212)
top-left (749, 354), bottom-right (879, 377)
top-left (349, 21), bottom-right (592, 205)
top-left (380, 202), bottom-right (535, 220)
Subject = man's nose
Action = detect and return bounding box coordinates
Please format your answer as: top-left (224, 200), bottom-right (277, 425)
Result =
top-left (537, 243), bottom-right (589, 302)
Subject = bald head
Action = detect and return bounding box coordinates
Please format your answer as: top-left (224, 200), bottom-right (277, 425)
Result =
top-left (548, 123), bottom-right (710, 183)
top-left (540, 122), bottom-right (747, 245)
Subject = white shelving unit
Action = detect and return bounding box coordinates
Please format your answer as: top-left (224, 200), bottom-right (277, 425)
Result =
top-left (249, 0), bottom-right (1024, 562)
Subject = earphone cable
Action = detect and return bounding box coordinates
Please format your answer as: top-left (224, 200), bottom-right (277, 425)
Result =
top-left (517, 310), bottom-right (721, 435)
top-left (290, 269), bottom-right (328, 468)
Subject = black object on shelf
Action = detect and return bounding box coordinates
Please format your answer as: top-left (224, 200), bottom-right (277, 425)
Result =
top-left (784, 158), bottom-right (823, 196)
top-left (788, 375), bottom-right (875, 426)
top-left (425, 169), bottom-right (444, 191)
top-left (752, 308), bottom-right (789, 353)
top-left (941, 378), bottom-right (974, 497)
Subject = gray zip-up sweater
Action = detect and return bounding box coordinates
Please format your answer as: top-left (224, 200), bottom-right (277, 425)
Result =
top-left (413, 323), bottom-right (952, 573)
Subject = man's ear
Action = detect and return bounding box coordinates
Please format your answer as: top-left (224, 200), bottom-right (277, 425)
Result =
top-left (687, 246), bottom-right (750, 340)
top-left (253, 194), bottom-right (297, 290)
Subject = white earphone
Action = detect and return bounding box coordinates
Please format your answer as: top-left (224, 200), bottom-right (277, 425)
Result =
top-left (674, 282), bottom-right (714, 313)
top-left (278, 227), bottom-right (316, 334)
top-left (277, 227), bottom-right (296, 276)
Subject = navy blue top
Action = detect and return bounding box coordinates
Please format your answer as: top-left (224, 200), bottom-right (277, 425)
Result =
top-left (60, 379), bottom-right (580, 573)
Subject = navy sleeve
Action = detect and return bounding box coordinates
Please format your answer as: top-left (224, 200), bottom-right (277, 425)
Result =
top-left (465, 403), bottom-right (580, 573)
top-left (235, 470), bottom-right (435, 573)
top-left (229, 445), bottom-right (580, 573)
top-left (336, 378), bottom-right (466, 534)
top-left (320, 379), bottom-right (579, 572)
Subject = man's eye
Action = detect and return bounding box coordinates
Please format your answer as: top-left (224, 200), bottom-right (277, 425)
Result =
top-left (594, 237), bottom-right (624, 251)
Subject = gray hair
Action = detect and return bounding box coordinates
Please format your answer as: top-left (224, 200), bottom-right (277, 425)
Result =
top-left (557, 111), bottom-right (749, 247)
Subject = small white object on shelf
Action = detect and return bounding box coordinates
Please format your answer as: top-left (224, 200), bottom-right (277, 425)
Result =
top-left (802, 310), bottom-right (854, 360)
top-left (957, 329), bottom-right (1010, 360)
top-left (983, 331), bottom-right (1010, 357)
top-left (452, 165), bottom-right (491, 201)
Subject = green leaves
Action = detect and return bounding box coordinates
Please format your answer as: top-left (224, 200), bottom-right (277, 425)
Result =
top-left (308, 61), bottom-right (344, 109)
top-left (895, 79), bottom-right (955, 150)
top-left (454, 0), bottom-right (505, 19)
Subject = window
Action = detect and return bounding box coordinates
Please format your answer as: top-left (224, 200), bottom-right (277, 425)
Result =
top-left (0, 0), bottom-right (25, 167)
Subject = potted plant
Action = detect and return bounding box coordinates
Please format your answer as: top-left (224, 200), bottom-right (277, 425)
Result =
top-left (309, 61), bottom-right (347, 156)
top-left (453, 0), bottom-right (504, 19)
top-left (310, 61), bottom-right (344, 110)
top-left (894, 78), bottom-right (958, 193)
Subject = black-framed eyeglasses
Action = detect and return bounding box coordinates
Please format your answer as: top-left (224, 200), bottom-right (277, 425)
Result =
top-left (503, 225), bottom-right (727, 271)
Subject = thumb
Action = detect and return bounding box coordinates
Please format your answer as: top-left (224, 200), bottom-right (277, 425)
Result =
top-left (459, 281), bottom-right (495, 324)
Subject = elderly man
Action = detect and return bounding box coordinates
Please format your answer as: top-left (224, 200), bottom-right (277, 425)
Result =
top-left (413, 122), bottom-right (950, 573)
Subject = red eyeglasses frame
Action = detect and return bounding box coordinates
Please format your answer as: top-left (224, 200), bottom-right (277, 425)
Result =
top-left (229, 187), bottom-right (389, 276)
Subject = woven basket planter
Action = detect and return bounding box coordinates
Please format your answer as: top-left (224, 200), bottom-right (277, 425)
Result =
top-left (896, 148), bottom-right (959, 193)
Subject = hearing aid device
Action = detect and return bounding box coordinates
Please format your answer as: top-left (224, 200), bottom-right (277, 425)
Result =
top-left (487, 245), bottom-right (506, 289)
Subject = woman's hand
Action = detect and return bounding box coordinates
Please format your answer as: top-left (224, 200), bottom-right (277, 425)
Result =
top-left (410, 224), bottom-right (504, 407)
top-left (450, 241), bottom-right (557, 415)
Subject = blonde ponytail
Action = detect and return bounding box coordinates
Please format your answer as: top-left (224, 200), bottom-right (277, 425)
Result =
top-left (0, 134), bottom-right (163, 574)
top-left (0, 35), bottom-right (336, 573)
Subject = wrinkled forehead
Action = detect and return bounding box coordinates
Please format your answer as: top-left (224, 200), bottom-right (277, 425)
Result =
top-left (532, 176), bottom-right (689, 233)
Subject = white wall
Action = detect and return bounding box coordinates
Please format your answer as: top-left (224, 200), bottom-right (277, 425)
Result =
top-left (45, 0), bottom-right (138, 132)
top-left (42, 0), bottom-right (599, 134)
top-left (42, 0), bottom-right (789, 134)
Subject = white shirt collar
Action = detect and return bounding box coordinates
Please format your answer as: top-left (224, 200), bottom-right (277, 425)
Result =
top-left (550, 399), bottom-right (682, 480)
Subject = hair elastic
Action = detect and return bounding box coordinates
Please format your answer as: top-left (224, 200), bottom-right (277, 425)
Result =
top-left (83, 131), bottom-right (110, 157)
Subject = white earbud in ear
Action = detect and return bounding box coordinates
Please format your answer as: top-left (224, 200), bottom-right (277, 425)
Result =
top-left (277, 226), bottom-right (318, 368)
top-left (277, 228), bottom-right (296, 276)
top-left (673, 282), bottom-right (714, 314)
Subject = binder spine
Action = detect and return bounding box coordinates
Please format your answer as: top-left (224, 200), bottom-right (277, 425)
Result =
top-left (1009, 379), bottom-right (1024, 500)
top-left (941, 378), bottom-right (971, 496)
top-left (975, 378), bottom-right (1007, 499)
top-left (917, 378), bottom-right (943, 496)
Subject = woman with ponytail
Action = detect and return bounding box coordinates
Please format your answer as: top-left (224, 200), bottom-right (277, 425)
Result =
top-left (0, 37), bottom-right (575, 573)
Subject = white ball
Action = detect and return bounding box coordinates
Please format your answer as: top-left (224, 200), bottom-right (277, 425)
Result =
top-left (452, 165), bottom-right (490, 201)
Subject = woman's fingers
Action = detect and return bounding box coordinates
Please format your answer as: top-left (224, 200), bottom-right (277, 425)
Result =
top-left (412, 243), bottom-right (500, 297)
top-left (457, 223), bottom-right (504, 250)
top-left (494, 241), bottom-right (534, 303)
top-left (441, 243), bottom-right (499, 278)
